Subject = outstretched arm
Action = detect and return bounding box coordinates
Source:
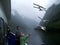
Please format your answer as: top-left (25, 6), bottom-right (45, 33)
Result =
top-left (25, 33), bottom-right (31, 39)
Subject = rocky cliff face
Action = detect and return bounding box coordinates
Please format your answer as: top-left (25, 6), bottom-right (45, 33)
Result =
top-left (40, 4), bottom-right (60, 31)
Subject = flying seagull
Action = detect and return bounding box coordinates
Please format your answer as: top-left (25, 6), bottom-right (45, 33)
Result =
top-left (33, 3), bottom-right (46, 11)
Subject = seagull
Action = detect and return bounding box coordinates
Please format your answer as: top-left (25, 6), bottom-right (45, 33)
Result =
top-left (33, 3), bottom-right (46, 11)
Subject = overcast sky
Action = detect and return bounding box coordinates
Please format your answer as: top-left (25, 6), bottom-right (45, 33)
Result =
top-left (11, 0), bottom-right (59, 22)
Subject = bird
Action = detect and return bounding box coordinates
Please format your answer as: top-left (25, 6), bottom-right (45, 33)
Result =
top-left (33, 3), bottom-right (46, 11)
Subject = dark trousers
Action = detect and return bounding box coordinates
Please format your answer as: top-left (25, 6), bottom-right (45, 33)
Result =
top-left (16, 36), bottom-right (20, 45)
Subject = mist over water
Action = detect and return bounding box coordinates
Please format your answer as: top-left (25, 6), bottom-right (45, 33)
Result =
top-left (11, 0), bottom-right (60, 23)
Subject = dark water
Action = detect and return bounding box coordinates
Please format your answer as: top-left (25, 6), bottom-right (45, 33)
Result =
top-left (23, 29), bottom-right (44, 45)
top-left (23, 29), bottom-right (60, 45)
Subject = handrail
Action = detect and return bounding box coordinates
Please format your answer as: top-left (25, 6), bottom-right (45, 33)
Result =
top-left (9, 32), bottom-right (15, 36)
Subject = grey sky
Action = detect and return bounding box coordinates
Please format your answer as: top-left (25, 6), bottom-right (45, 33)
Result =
top-left (11, 0), bottom-right (59, 22)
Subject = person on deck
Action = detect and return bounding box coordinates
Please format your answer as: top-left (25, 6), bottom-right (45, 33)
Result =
top-left (20, 32), bottom-right (31, 45)
top-left (16, 26), bottom-right (21, 45)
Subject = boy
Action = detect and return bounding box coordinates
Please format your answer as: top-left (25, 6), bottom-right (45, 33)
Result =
top-left (20, 32), bottom-right (31, 45)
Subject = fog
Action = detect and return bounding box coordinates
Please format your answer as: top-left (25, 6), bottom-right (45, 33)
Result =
top-left (11, 0), bottom-right (60, 22)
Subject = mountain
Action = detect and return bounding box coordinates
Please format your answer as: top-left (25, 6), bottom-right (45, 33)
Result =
top-left (10, 12), bottom-right (38, 33)
top-left (40, 4), bottom-right (60, 32)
